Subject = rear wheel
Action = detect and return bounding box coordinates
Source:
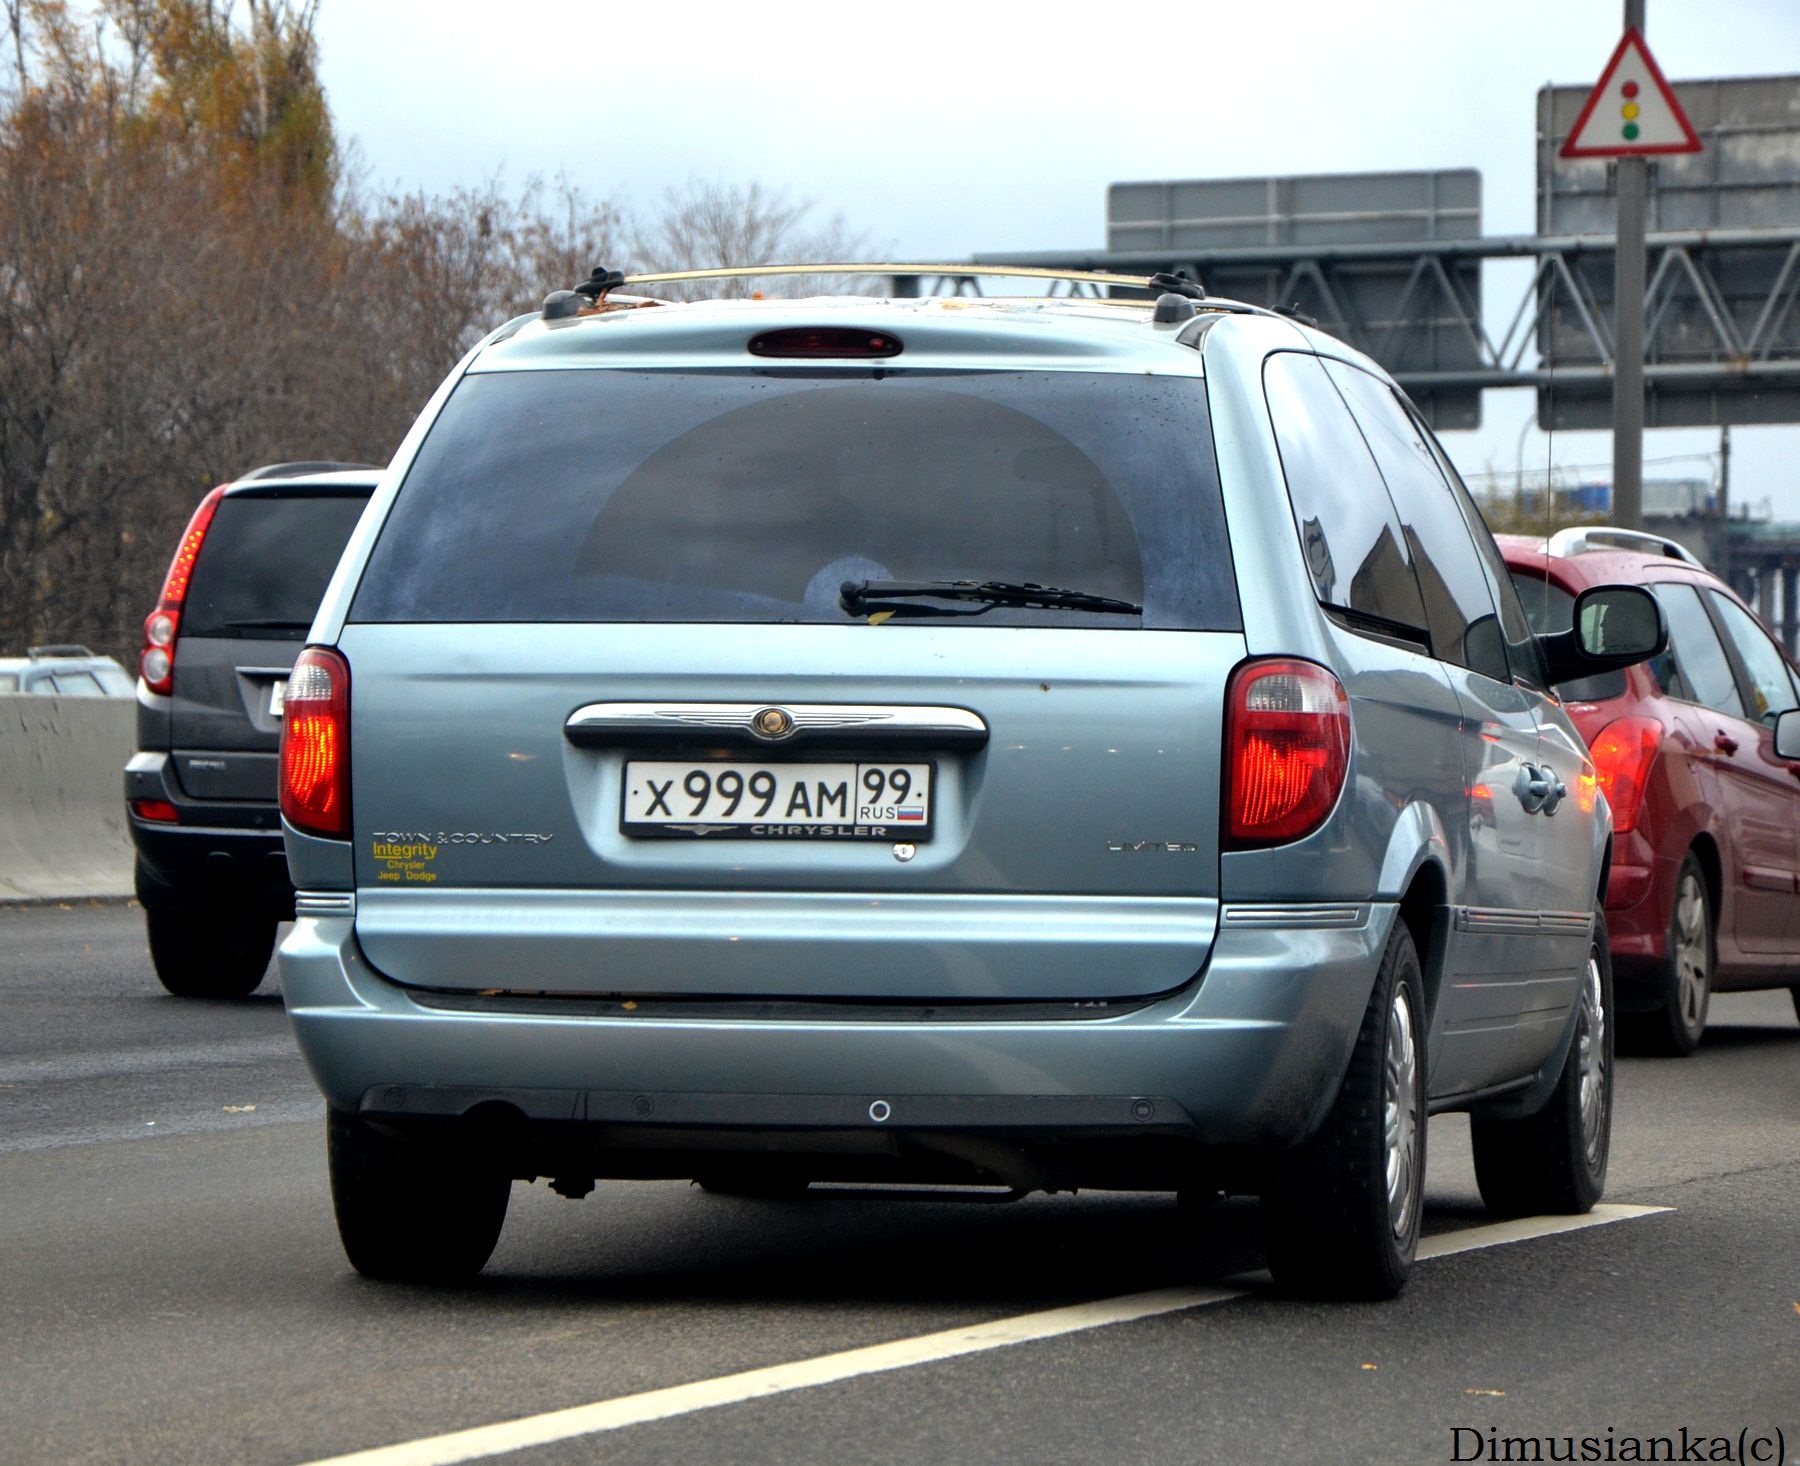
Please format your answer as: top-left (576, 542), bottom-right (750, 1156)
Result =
top-left (145, 907), bottom-right (274, 998)
top-left (1262, 920), bottom-right (1425, 1300)
top-left (327, 1109), bottom-right (510, 1282)
top-left (1621, 853), bottom-right (1711, 1057)
top-left (1472, 910), bottom-right (1613, 1217)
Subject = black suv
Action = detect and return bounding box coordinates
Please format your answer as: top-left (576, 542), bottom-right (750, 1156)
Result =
top-left (126, 463), bottom-right (378, 997)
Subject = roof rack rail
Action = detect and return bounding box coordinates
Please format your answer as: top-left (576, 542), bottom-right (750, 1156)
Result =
top-left (1544, 526), bottom-right (1703, 566)
top-left (28, 644), bottom-right (94, 659)
top-left (541, 262), bottom-right (1264, 319)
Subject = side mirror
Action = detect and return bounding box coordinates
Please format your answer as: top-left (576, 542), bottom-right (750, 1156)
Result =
top-left (1537, 585), bottom-right (1667, 685)
top-left (1776, 708), bottom-right (1800, 761)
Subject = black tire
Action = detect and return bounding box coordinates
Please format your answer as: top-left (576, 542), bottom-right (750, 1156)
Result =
top-left (1471, 909), bottom-right (1613, 1217)
top-left (145, 907), bottom-right (275, 998)
top-left (327, 1109), bottom-right (510, 1282)
top-left (1619, 852), bottom-right (1711, 1057)
top-left (1262, 920), bottom-right (1425, 1301)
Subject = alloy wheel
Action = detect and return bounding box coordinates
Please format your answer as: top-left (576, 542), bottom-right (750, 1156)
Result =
top-left (1577, 949), bottom-right (1609, 1168)
top-left (1383, 987), bottom-right (1421, 1240)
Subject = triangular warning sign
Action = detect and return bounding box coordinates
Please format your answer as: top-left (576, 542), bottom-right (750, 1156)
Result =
top-left (1561, 28), bottom-right (1702, 157)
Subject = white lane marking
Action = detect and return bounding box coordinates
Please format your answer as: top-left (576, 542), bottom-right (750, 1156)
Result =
top-left (296, 1203), bottom-right (1670, 1466)
top-left (1417, 1204), bottom-right (1667, 1260)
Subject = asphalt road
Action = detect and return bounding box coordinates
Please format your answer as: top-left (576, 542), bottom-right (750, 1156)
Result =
top-left (2, 901), bottom-right (1796, 1466)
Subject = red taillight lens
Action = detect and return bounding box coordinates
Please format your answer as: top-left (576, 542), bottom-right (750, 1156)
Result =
top-left (1225, 658), bottom-right (1351, 849)
top-left (1587, 716), bottom-right (1663, 834)
top-left (130, 799), bottom-right (180, 824)
top-left (141, 485), bottom-right (227, 695)
top-left (280, 647), bottom-right (351, 838)
top-left (747, 327), bottom-right (903, 359)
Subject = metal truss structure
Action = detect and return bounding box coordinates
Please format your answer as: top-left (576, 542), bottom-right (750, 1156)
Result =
top-left (895, 226), bottom-right (1800, 431)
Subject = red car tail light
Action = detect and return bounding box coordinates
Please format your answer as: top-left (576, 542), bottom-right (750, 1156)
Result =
top-left (280, 647), bottom-right (351, 838)
top-left (1225, 658), bottom-right (1351, 848)
top-left (141, 485), bottom-right (227, 695)
top-left (130, 799), bottom-right (180, 824)
top-left (1587, 716), bottom-right (1663, 835)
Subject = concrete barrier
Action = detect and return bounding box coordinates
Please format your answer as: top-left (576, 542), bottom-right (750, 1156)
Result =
top-left (0, 694), bottom-right (136, 901)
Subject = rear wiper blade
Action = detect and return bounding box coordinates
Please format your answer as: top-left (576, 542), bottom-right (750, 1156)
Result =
top-left (839, 579), bottom-right (1143, 620)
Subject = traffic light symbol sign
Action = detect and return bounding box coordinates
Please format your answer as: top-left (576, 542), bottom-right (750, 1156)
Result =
top-left (1560, 27), bottom-right (1702, 159)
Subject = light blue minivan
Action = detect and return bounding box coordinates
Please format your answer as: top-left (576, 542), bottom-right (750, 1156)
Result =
top-left (278, 267), bottom-right (1663, 1297)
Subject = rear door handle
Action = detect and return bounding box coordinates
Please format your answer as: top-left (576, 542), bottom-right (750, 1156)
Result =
top-left (1714, 731), bottom-right (1740, 755)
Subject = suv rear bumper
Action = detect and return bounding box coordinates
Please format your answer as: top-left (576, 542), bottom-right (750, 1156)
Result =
top-left (125, 751), bottom-right (291, 916)
top-left (279, 900), bottom-right (1396, 1174)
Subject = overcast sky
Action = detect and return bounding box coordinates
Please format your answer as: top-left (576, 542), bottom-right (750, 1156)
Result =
top-left (314, 0), bottom-right (1800, 518)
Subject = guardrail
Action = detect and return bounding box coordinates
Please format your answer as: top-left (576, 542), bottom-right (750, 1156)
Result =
top-left (0, 694), bottom-right (135, 901)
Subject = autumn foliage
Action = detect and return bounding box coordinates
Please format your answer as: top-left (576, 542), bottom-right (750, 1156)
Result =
top-left (0, 2), bottom-right (862, 662)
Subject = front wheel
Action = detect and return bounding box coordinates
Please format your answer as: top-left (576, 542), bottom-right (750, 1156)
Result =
top-left (327, 1109), bottom-right (510, 1282)
top-left (1471, 910), bottom-right (1613, 1217)
top-left (1262, 920), bottom-right (1425, 1300)
top-left (145, 907), bottom-right (274, 998)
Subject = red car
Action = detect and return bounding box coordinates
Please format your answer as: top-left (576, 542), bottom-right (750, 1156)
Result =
top-left (1500, 527), bottom-right (1800, 1053)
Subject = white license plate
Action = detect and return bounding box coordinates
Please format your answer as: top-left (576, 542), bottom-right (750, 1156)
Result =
top-left (268, 679), bottom-right (287, 716)
top-left (622, 760), bottom-right (932, 840)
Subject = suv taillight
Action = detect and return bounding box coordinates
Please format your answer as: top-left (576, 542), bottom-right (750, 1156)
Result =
top-left (280, 647), bottom-right (351, 838)
top-left (1587, 716), bottom-right (1663, 835)
top-left (1224, 658), bottom-right (1350, 849)
top-left (141, 485), bottom-right (227, 695)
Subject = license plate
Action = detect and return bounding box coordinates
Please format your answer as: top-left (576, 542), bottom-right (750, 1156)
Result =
top-left (268, 679), bottom-right (287, 716)
top-left (622, 760), bottom-right (932, 840)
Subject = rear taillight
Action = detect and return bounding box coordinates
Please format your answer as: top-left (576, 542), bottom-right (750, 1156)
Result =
top-left (141, 485), bottom-right (227, 695)
top-left (280, 647), bottom-right (351, 838)
top-left (1225, 658), bottom-right (1351, 849)
top-left (1587, 716), bottom-right (1663, 835)
top-left (130, 799), bottom-right (180, 824)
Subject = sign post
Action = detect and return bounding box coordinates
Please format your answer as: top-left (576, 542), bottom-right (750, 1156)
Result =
top-left (1560, 10), bottom-right (1701, 530)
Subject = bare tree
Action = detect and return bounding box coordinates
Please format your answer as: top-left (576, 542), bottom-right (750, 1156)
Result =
top-left (631, 177), bottom-right (874, 300)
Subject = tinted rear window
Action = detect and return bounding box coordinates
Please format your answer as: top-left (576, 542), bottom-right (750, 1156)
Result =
top-left (351, 370), bottom-right (1238, 629)
top-left (184, 493), bottom-right (371, 640)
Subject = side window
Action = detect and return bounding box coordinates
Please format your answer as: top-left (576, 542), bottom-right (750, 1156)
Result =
top-left (1321, 360), bottom-right (1510, 683)
top-left (49, 672), bottom-right (103, 696)
top-left (1707, 592), bottom-right (1799, 726)
top-left (1414, 408), bottom-right (1550, 690)
top-left (1651, 584), bottom-right (1744, 717)
top-left (1261, 353), bottom-right (1430, 643)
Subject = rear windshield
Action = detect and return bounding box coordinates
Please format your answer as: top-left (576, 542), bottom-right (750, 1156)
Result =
top-left (184, 492), bottom-right (371, 640)
top-left (351, 369), bottom-right (1238, 629)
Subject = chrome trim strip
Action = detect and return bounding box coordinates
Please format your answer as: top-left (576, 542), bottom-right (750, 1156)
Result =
top-left (1219, 903), bottom-right (1367, 929)
top-left (565, 701), bottom-right (989, 750)
top-left (295, 891), bottom-right (356, 919)
top-left (1454, 907), bottom-right (1590, 936)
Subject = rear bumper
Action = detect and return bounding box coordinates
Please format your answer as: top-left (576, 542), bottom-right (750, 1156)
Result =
top-left (125, 751), bottom-right (291, 915)
top-left (279, 899), bottom-right (1396, 1176)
